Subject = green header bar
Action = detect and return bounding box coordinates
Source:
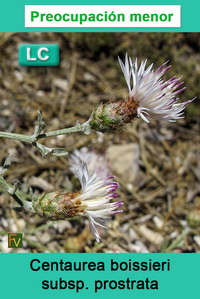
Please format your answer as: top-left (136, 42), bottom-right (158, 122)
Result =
top-left (0, 0), bottom-right (199, 32)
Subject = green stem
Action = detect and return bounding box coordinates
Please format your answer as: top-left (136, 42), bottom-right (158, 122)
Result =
top-left (37, 121), bottom-right (90, 139)
top-left (0, 176), bottom-right (33, 211)
top-left (0, 121), bottom-right (89, 142)
top-left (0, 119), bottom-right (91, 156)
top-left (0, 132), bottom-right (33, 143)
top-left (0, 120), bottom-right (91, 142)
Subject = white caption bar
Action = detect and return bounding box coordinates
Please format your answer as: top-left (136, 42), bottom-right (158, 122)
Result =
top-left (25, 5), bottom-right (181, 28)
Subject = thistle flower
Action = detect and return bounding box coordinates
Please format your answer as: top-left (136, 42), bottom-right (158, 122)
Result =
top-left (90, 54), bottom-right (195, 132)
top-left (118, 55), bottom-right (195, 123)
top-left (33, 149), bottom-right (123, 242)
top-left (69, 149), bottom-right (123, 242)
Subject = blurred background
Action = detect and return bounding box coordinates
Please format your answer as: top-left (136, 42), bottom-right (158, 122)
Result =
top-left (0, 32), bottom-right (199, 253)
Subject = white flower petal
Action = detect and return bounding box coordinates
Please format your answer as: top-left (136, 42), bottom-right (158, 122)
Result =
top-left (119, 54), bottom-right (194, 122)
top-left (69, 149), bottom-right (123, 242)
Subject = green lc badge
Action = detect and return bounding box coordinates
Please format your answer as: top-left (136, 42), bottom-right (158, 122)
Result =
top-left (18, 44), bottom-right (60, 66)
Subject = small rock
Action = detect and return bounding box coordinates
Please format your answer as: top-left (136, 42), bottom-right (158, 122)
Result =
top-left (170, 231), bottom-right (179, 239)
top-left (106, 143), bottom-right (140, 183)
top-left (53, 221), bottom-right (72, 233)
top-left (36, 232), bottom-right (51, 244)
top-left (138, 224), bottom-right (164, 246)
top-left (194, 235), bottom-right (200, 247)
top-left (1, 235), bottom-right (12, 253)
top-left (54, 78), bottom-right (68, 91)
top-left (83, 72), bottom-right (96, 82)
top-left (153, 216), bottom-right (164, 229)
top-left (129, 240), bottom-right (149, 253)
top-left (129, 228), bottom-right (139, 241)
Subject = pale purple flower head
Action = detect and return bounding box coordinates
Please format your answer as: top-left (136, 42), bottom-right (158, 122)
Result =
top-left (118, 54), bottom-right (195, 123)
top-left (69, 148), bottom-right (123, 242)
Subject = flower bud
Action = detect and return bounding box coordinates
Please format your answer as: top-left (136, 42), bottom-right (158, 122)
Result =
top-left (90, 54), bottom-right (195, 132)
top-left (32, 148), bottom-right (123, 242)
top-left (90, 98), bottom-right (138, 133)
top-left (33, 191), bottom-right (87, 221)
